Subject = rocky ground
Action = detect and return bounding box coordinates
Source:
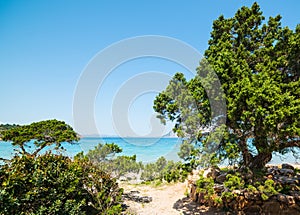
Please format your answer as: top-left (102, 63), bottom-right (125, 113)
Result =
top-left (120, 164), bottom-right (300, 214)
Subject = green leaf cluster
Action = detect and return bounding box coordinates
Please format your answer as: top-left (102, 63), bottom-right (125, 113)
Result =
top-left (154, 2), bottom-right (300, 170)
top-left (0, 153), bottom-right (123, 215)
top-left (1, 120), bottom-right (79, 157)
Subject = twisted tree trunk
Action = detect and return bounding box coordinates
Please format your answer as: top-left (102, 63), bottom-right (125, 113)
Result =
top-left (249, 152), bottom-right (272, 170)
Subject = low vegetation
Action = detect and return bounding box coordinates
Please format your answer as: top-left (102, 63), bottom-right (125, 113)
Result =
top-left (86, 142), bottom-right (192, 183)
top-left (0, 120), bottom-right (123, 215)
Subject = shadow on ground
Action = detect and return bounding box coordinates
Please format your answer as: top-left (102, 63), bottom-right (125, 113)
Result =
top-left (173, 197), bottom-right (227, 215)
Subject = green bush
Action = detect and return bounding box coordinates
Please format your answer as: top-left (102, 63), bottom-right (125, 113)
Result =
top-left (141, 157), bottom-right (190, 183)
top-left (224, 173), bottom-right (245, 190)
top-left (258, 179), bottom-right (278, 200)
top-left (87, 144), bottom-right (191, 183)
top-left (0, 153), bottom-right (123, 215)
top-left (196, 172), bottom-right (215, 197)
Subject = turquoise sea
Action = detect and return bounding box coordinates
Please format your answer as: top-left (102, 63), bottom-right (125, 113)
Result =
top-left (0, 137), bottom-right (182, 163)
top-left (0, 137), bottom-right (298, 164)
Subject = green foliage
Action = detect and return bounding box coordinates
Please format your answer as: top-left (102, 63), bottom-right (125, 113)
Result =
top-left (141, 157), bottom-right (190, 183)
top-left (0, 153), bottom-right (123, 215)
top-left (86, 143), bottom-right (142, 179)
top-left (111, 155), bottom-right (143, 178)
top-left (87, 142), bottom-right (122, 162)
top-left (87, 143), bottom-right (191, 183)
top-left (246, 184), bottom-right (258, 193)
top-left (0, 124), bottom-right (19, 135)
top-left (224, 173), bottom-right (245, 190)
top-left (1, 120), bottom-right (79, 157)
top-left (153, 2), bottom-right (300, 170)
top-left (0, 124), bottom-right (19, 141)
top-left (257, 179), bottom-right (279, 200)
top-left (196, 172), bottom-right (215, 197)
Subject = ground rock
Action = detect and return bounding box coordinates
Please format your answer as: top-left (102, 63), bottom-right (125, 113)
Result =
top-left (216, 173), bottom-right (227, 183)
top-left (205, 167), bottom-right (221, 180)
top-left (282, 163), bottom-right (295, 170)
top-left (261, 200), bottom-right (282, 214)
top-left (244, 205), bottom-right (261, 214)
top-left (279, 168), bottom-right (295, 177)
top-left (277, 193), bottom-right (295, 205)
top-left (214, 184), bottom-right (224, 193)
top-left (122, 190), bottom-right (152, 203)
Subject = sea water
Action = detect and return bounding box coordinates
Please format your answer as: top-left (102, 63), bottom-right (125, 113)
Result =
top-left (0, 137), bottom-right (181, 163)
top-left (0, 137), bottom-right (298, 164)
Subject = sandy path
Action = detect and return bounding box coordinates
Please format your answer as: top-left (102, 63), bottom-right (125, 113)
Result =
top-left (121, 182), bottom-right (223, 215)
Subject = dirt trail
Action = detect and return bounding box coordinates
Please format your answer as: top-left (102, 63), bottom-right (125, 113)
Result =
top-left (121, 182), bottom-right (224, 215)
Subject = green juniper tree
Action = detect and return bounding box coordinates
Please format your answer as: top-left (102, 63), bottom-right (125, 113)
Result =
top-left (154, 2), bottom-right (300, 170)
top-left (1, 119), bottom-right (79, 157)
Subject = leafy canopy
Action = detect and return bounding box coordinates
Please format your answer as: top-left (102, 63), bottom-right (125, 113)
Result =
top-left (1, 119), bottom-right (79, 157)
top-left (154, 2), bottom-right (300, 170)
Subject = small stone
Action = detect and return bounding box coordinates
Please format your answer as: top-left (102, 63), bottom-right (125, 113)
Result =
top-left (279, 168), bottom-right (295, 177)
top-left (139, 196), bottom-right (152, 203)
top-left (262, 201), bottom-right (282, 214)
top-left (129, 190), bottom-right (140, 194)
top-left (288, 191), bottom-right (300, 202)
top-left (277, 194), bottom-right (295, 205)
top-left (203, 167), bottom-right (220, 180)
top-left (216, 173), bottom-right (227, 183)
top-left (282, 163), bottom-right (295, 170)
top-left (232, 189), bottom-right (242, 195)
top-left (277, 176), bottom-right (298, 185)
top-left (245, 205), bottom-right (261, 214)
top-left (214, 184), bottom-right (224, 193)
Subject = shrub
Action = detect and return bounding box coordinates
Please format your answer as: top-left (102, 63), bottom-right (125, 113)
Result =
top-left (258, 179), bottom-right (278, 200)
top-left (0, 153), bottom-right (123, 215)
top-left (196, 172), bottom-right (215, 197)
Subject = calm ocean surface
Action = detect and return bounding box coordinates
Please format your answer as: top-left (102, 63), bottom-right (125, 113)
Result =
top-left (0, 137), bottom-right (298, 164)
top-left (0, 137), bottom-right (182, 163)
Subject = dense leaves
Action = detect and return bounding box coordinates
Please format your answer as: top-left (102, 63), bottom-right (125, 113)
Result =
top-left (86, 143), bottom-right (143, 178)
top-left (0, 153), bottom-right (123, 215)
top-left (1, 120), bottom-right (79, 157)
top-left (0, 124), bottom-right (19, 140)
top-left (0, 120), bottom-right (123, 214)
top-left (86, 143), bottom-right (190, 183)
top-left (154, 2), bottom-right (300, 170)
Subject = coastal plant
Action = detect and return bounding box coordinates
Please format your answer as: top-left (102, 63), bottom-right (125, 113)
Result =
top-left (195, 172), bottom-right (215, 198)
top-left (0, 124), bottom-right (19, 140)
top-left (0, 153), bottom-right (123, 215)
top-left (86, 143), bottom-right (189, 183)
top-left (224, 173), bottom-right (245, 190)
top-left (153, 2), bottom-right (300, 171)
top-left (257, 179), bottom-right (279, 200)
top-left (87, 143), bottom-right (122, 163)
top-left (141, 157), bottom-right (190, 183)
top-left (111, 155), bottom-right (143, 178)
top-left (86, 143), bottom-right (142, 179)
top-left (1, 119), bottom-right (79, 157)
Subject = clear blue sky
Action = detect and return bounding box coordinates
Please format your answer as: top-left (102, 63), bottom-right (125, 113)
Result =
top-left (1, 0), bottom-right (299, 136)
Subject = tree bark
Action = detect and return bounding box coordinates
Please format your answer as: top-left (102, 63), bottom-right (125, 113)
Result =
top-left (249, 152), bottom-right (272, 170)
top-left (239, 139), bottom-right (253, 167)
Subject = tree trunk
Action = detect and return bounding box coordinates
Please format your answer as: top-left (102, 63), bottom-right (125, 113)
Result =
top-left (249, 152), bottom-right (272, 170)
top-left (239, 139), bottom-right (253, 167)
